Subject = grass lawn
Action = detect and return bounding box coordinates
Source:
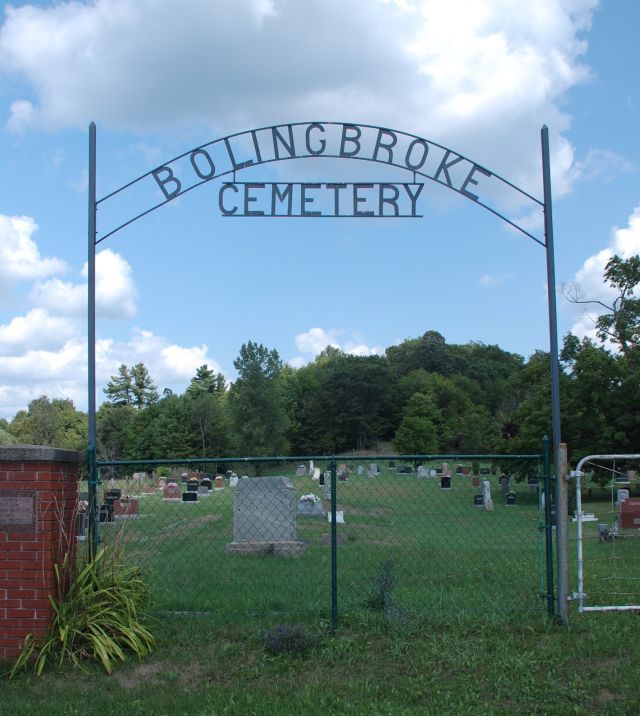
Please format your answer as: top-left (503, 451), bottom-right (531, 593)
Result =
top-left (3, 463), bottom-right (639, 714)
top-left (3, 611), bottom-right (640, 715)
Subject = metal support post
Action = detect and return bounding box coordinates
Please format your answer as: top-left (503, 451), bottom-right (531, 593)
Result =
top-left (541, 126), bottom-right (566, 622)
top-left (330, 459), bottom-right (338, 628)
top-left (542, 436), bottom-right (555, 618)
top-left (87, 122), bottom-right (98, 555)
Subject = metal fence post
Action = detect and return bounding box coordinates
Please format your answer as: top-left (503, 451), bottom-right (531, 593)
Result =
top-left (330, 458), bottom-right (338, 628)
top-left (556, 443), bottom-right (569, 622)
top-left (542, 436), bottom-right (555, 618)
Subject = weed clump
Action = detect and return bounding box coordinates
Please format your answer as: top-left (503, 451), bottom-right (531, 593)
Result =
top-left (261, 623), bottom-right (311, 657)
top-left (365, 557), bottom-right (400, 616)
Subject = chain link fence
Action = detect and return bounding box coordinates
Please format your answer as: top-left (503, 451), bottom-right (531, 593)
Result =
top-left (83, 454), bottom-right (552, 624)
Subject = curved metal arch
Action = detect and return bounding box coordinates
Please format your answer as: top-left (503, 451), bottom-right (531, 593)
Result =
top-left (95, 121), bottom-right (545, 246)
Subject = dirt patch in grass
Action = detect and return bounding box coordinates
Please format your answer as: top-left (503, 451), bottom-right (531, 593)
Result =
top-left (113, 660), bottom-right (172, 689)
top-left (192, 514), bottom-right (223, 525)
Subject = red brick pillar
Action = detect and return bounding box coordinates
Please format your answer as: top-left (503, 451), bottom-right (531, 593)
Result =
top-left (0, 445), bottom-right (83, 659)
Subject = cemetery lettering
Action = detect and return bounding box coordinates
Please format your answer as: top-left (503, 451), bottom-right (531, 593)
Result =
top-left (151, 122), bottom-right (494, 216)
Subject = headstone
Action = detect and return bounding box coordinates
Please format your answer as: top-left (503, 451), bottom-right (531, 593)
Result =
top-left (200, 478), bottom-right (212, 491)
top-left (482, 479), bottom-right (494, 511)
top-left (505, 491), bottom-right (517, 507)
top-left (357, 465), bottom-right (364, 476)
top-left (429, 469), bottom-right (437, 478)
top-left (456, 465), bottom-right (464, 475)
top-left (313, 467), bottom-right (321, 480)
top-left (99, 503), bottom-right (114, 523)
top-left (214, 475), bottom-right (225, 491)
top-left (309, 460), bottom-right (314, 472)
top-left (500, 475), bottom-right (510, 495)
top-left (440, 475), bottom-right (451, 490)
top-left (368, 463), bottom-right (379, 477)
top-left (398, 466), bottom-right (412, 474)
top-left (106, 488), bottom-right (122, 501)
top-left (187, 479), bottom-right (199, 493)
top-left (295, 464), bottom-right (306, 477)
top-left (190, 471), bottom-right (200, 481)
top-left (163, 483), bottom-right (182, 501)
top-left (442, 463), bottom-right (451, 477)
top-left (113, 498), bottom-right (139, 519)
top-left (480, 467), bottom-right (491, 475)
top-left (182, 491), bottom-right (198, 503)
top-left (435, 468), bottom-right (443, 475)
top-left (338, 464), bottom-right (349, 480)
top-left (473, 494), bottom-right (484, 507)
top-left (229, 474), bottom-right (239, 488)
top-left (181, 472), bottom-right (188, 483)
top-left (297, 495), bottom-right (323, 517)
top-left (132, 472), bottom-right (147, 481)
top-left (327, 510), bottom-right (345, 524)
top-left (198, 485), bottom-right (210, 497)
top-left (417, 466), bottom-right (428, 479)
top-left (225, 477), bottom-right (305, 557)
top-left (322, 481), bottom-right (332, 501)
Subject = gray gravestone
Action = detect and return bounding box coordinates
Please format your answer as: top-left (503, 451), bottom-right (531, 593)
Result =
top-left (225, 477), bottom-right (305, 557)
top-left (417, 466), bottom-right (428, 478)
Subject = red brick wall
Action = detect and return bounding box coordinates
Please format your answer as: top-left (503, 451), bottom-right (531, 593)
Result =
top-left (0, 446), bottom-right (82, 660)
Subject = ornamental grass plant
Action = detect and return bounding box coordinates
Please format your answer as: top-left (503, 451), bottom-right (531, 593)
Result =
top-left (10, 538), bottom-right (154, 677)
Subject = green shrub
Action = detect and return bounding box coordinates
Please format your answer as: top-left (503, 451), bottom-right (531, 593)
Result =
top-left (365, 558), bottom-right (400, 615)
top-left (10, 544), bottom-right (154, 676)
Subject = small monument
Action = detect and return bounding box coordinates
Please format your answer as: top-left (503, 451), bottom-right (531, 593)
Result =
top-left (482, 479), bottom-right (494, 511)
top-left (225, 477), bottom-right (305, 557)
top-left (295, 464), bottom-right (306, 477)
top-left (162, 482), bottom-right (181, 501)
top-left (214, 475), bottom-right (225, 490)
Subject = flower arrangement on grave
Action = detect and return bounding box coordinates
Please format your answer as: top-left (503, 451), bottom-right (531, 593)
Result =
top-left (77, 499), bottom-right (89, 514)
top-left (299, 493), bottom-right (321, 504)
top-left (119, 494), bottom-right (135, 504)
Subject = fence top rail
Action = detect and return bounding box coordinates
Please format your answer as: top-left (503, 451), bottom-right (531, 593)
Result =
top-left (96, 453), bottom-right (542, 468)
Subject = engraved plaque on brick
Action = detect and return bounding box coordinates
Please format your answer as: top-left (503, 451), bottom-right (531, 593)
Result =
top-left (0, 490), bottom-right (37, 531)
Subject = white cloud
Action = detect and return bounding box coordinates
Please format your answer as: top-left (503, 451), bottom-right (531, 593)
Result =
top-left (5, 98), bottom-right (34, 132)
top-left (0, 215), bottom-right (66, 292)
top-left (0, 0), bottom-right (600, 195)
top-left (293, 326), bottom-right (383, 364)
top-left (0, 222), bottom-right (222, 418)
top-left (295, 327), bottom-right (341, 355)
top-left (31, 248), bottom-right (137, 318)
top-left (0, 308), bottom-right (77, 355)
top-left (566, 205), bottom-right (640, 341)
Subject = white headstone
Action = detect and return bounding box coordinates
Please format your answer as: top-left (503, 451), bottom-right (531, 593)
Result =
top-left (309, 460), bottom-right (314, 471)
top-left (482, 479), bottom-right (494, 511)
top-left (357, 465), bottom-right (364, 476)
top-left (229, 474), bottom-right (239, 488)
top-left (417, 466), bottom-right (428, 479)
top-left (327, 510), bottom-right (345, 524)
top-left (313, 467), bottom-right (321, 480)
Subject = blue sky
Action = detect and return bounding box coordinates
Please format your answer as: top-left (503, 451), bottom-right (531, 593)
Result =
top-left (0, 0), bottom-right (638, 419)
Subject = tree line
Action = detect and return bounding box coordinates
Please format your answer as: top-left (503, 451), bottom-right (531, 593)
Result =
top-left (1, 255), bottom-right (638, 465)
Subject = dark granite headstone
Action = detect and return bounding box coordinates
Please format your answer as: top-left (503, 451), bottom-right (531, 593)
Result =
top-left (182, 491), bottom-right (198, 502)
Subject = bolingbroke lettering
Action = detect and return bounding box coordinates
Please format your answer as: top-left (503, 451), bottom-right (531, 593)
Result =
top-left (404, 138), bottom-right (429, 171)
top-left (340, 124), bottom-right (362, 158)
top-left (372, 129), bottom-right (397, 164)
top-left (459, 164), bottom-right (492, 202)
top-left (190, 149), bottom-right (216, 180)
top-left (152, 166), bottom-right (182, 200)
top-left (305, 123), bottom-right (326, 156)
top-left (434, 150), bottom-right (464, 188)
top-left (224, 137), bottom-right (254, 171)
top-left (272, 125), bottom-right (296, 160)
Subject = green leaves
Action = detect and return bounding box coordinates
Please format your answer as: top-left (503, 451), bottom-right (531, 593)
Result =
top-left (9, 545), bottom-right (154, 677)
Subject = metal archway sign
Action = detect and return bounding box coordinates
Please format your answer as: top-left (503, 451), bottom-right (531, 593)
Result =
top-left (87, 120), bottom-right (564, 611)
